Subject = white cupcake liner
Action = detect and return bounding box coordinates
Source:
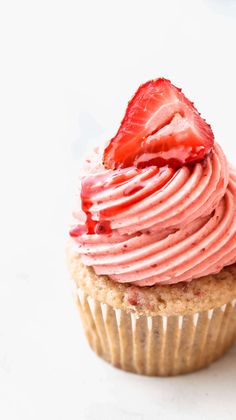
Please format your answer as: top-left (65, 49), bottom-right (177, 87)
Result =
top-left (76, 288), bottom-right (236, 376)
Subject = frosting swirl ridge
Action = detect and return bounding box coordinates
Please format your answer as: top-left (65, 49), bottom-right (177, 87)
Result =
top-left (71, 143), bottom-right (236, 286)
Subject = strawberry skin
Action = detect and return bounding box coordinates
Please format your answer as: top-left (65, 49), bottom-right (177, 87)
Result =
top-left (103, 78), bottom-right (214, 169)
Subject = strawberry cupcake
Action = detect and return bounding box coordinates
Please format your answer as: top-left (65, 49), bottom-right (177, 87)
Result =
top-left (68, 78), bottom-right (236, 376)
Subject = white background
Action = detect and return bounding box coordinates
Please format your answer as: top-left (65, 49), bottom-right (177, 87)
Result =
top-left (1, 0), bottom-right (236, 419)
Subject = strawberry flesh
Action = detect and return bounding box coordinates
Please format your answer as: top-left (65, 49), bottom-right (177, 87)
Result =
top-left (103, 78), bottom-right (214, 169)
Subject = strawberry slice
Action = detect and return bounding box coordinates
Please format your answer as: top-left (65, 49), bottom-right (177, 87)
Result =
top-left (103, 78), bottom-right (214, 169)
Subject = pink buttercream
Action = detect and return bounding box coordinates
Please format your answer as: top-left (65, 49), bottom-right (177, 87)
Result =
top-left (71, 143), bottom-right (236, 286)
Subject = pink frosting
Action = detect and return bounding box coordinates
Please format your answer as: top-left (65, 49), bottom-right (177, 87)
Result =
top-left (71, 143), bottom-right (236, 286)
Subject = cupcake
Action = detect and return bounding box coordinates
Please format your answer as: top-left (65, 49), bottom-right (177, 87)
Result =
top-left (68, 78), bottom-right (236, 376)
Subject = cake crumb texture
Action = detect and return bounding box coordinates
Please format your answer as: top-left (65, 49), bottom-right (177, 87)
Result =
top-left (68, 245), bottom-right (236, 316)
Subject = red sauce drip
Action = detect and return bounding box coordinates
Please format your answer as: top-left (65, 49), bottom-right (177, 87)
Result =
top-left (106, 169), bottom-right (141, 186)
top-left (86, 214), bottom-right (97, 234)
top-left (100, 167), bottom-right (175, 218)
top-left (80, 173), bottom-right (114, 235)
top-left (74, 165), bottom-right (176, 237)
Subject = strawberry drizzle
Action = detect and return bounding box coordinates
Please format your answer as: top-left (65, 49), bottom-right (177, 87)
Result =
top-left (70, 168), bottom-right (159, 236)
top-left (70, 165), bottom-right (175, 237)
top-left (99, 166), bottom-right (175, 218)
top-left (71, 172), bottom-right (120, 236)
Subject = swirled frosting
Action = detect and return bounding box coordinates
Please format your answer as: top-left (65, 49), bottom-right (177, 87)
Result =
top-left (70, 143), bottom-right (236, 286)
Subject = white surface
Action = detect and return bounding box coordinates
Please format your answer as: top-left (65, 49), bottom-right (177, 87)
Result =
top-left (1, 1), bottom-right (236, 419)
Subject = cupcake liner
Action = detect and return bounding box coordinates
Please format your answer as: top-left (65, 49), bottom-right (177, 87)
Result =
top-left (75, 287), bottom-right (236, 376)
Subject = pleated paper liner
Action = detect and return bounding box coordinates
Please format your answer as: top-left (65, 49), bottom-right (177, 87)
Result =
top-left (75, 288), bottom-right (236, 376)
